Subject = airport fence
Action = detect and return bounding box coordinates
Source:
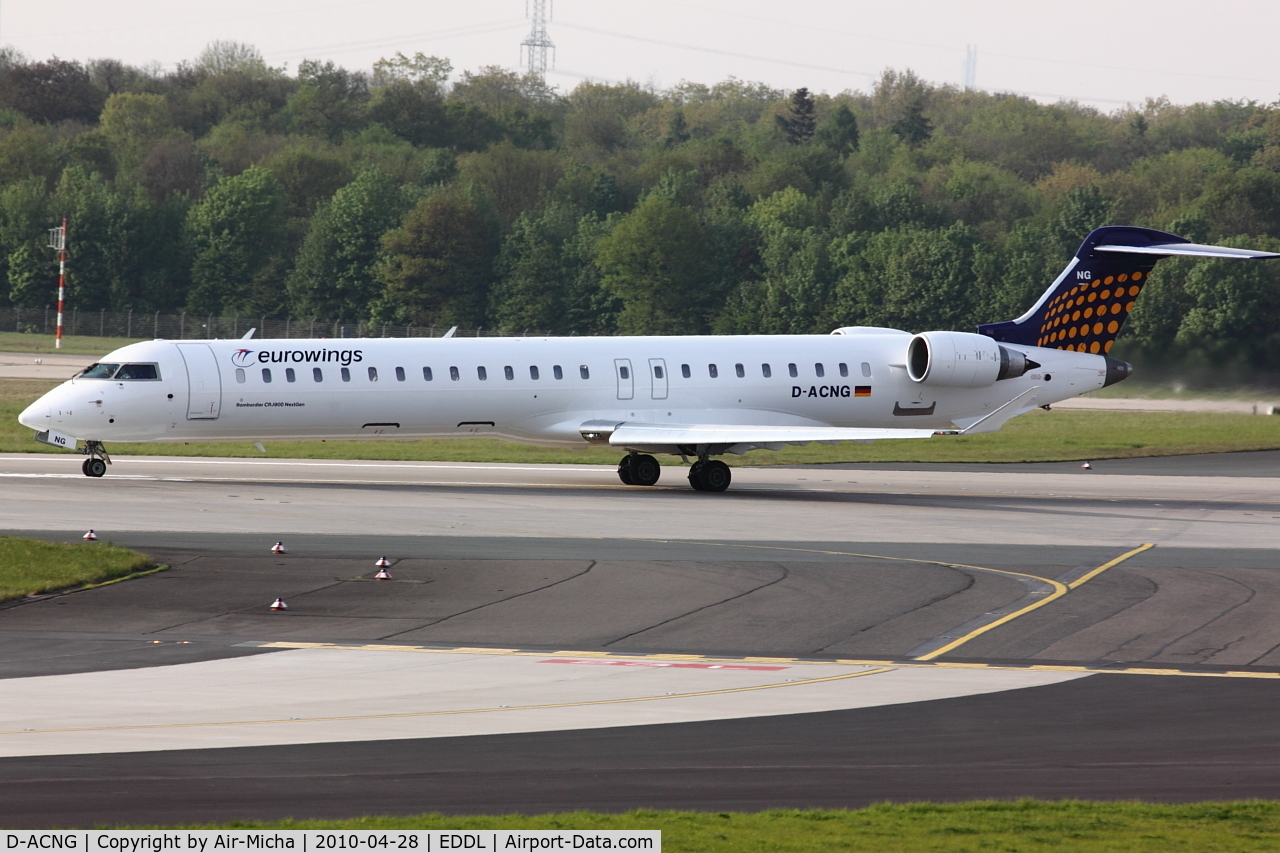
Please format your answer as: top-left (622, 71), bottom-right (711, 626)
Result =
top-left (0, 306), bottom-right (555, 340)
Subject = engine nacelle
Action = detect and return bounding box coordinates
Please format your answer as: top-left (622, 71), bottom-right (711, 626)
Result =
top-left (907, 331), bottom-right (1037, 388)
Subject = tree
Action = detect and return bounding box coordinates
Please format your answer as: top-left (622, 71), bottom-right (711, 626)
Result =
top-left (288, 169), bottom-right (414, 321)
top-left (184, 165), bottom-right (288, 315)
top-left (99, 93), bottom-right (181, 171)
top-left (491, 201), bottom-right (604, 334)
top-left (594, 195), bottom-right (712, 334)
top-left (282, 60), bottom-right (370, 141)
top-left (0, 59), bottom-right (105, 124)
top-left (874, 69), bottom-right (932, 148)
top-left (775, 88), bottom-right (816, 145)
top-left (814, 104), bottom-right (859, 156)
top-left (264, 148), bottom-right (352, 217)
top-left (374, 190), bottom-right (499, 326)
top-left (366, 81), bottom-right (449, 148)
top-left (371, 53), bottom-right (451, 93)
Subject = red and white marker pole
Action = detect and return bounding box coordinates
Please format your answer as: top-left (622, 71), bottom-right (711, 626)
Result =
top-left (49, 218), bottom-right (67, 350)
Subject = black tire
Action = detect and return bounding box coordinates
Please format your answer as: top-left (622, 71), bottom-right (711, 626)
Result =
top-left (86, 458), bottom-right (107, 478)
top-left (687, 460), bottom-right (706, 491)
top-left (81, 458), bottom-right (92, 477)
top-left (700, 460), bottom-right (731, 492)
top-left (631, 454), bottom-right (661, 486)
top-left (617, 455), bottom-right (634, 485)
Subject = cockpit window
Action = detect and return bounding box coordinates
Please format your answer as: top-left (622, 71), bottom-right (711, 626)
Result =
top-left (79, 363), bottom-right (120, 379)
top-left (115, 363), bottom-right (159, 380)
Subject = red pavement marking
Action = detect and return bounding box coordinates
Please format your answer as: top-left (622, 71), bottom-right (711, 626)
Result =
top-left (540, 659), bottom-right (789, 671)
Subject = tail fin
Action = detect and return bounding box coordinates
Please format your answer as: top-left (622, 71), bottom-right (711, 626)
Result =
top-left (978, 226), bottom-right (1280, 354)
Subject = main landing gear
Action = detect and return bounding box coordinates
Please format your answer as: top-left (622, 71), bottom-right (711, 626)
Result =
top-left (687, 459), bottom-right (731, 493)
top-left (80, 441), bottom-right (110, 478)
top-left (616, 453), bottom-right (732, 492)
top-left (617, 453), bottom-right (661, 487)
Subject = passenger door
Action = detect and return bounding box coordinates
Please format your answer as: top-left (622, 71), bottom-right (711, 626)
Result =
top-left (614, 358), bottom-right (634, 400)
top-left (177, 343), bottom-right (221, 419)
top-left (649, 358), bottom-right (668, 400)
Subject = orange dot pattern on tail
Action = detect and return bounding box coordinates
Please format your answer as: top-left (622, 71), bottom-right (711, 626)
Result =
top-left (1034, 271), bottom-right (1145, 353)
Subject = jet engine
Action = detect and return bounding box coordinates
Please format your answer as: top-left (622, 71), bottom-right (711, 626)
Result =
top-left (906, 331), bottom-right (1038, 388)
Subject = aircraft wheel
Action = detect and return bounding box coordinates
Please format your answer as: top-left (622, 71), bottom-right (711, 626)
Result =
top-left (617, 455), bottom-right (634, 485)
top-left (687, 461), bottom-right (706, 491)
top-left (630, 454), bottom-right (661, 486)
top-left (698, 460), bottom-right (731, 493)
top-left (81, 458), bottom-right (92, 477)
top-left (86, 458), bottom-right (107, 478)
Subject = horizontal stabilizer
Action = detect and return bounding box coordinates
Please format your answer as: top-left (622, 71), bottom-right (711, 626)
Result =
top-left (1095, 243), bottom-right (1280, 259)
top-left (608, 423), bottom-right (939, 448)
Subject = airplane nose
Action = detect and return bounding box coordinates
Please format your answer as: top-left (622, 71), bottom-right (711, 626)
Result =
top-left (18, 397), bottom-right (51, 430)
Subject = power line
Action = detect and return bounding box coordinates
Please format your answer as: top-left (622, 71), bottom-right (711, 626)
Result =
top-left (264, 20), bottom-right (526, 62)
top-left (555, 21), bottom-right (875, 83)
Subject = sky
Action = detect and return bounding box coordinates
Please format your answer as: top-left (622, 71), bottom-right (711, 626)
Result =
top-left (4, 0), bottom-right (1280, 111)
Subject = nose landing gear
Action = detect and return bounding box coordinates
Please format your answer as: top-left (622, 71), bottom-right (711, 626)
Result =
top-left (81, 441), bottom-right (110, 478)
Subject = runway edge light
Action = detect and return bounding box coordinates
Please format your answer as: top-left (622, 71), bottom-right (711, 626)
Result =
top-left (375, 567), bottom-right (392, 580)
top-left (271, 541), bottom-right (287, 554)
top-left (1081, 461), bottom-right (1092, 470)
top-left (83, 529), bottom-right (97, 541)
top-left (270, 597), bottom-right (288, 611)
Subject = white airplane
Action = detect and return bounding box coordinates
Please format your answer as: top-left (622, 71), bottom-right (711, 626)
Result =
top-left (18, 227), bottom-right (1279, 491)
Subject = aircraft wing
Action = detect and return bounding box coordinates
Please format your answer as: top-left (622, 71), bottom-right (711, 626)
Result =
top-left (604, 423), bottom-right (940, 448)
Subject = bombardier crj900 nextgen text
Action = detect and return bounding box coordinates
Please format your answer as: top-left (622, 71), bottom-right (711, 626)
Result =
top-left (18, 227), bottom-right (1280, 492)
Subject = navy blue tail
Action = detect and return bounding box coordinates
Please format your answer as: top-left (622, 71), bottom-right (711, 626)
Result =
top-left (978, 227), bottom-right (1187, 354)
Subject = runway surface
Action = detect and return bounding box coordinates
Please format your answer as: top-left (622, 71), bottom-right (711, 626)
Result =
top-left (0, 450), bottom-right (1278, 825)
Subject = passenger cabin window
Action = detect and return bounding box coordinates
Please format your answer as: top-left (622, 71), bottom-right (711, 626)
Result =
top-left (553, 365), bottom-right (563, 380)
top-left (477, 366), bottom-right (487, 381)
top-left (619, 365), bottom-right (630, 379)
top-left (530, 365), bottom-right (539, 380)
top-left (580, 365), bottom-right (590, 379)
top-left (450, 366), bottom-right (460, 381)
top-left (681, 364), bottom-right (691, 379)
top-left (80, 363), bottom-right (120, 379)
top-left (116, 364), bottom-right (159, 380)
top-left (838, 362), bottom-right (849, 377)
top-left (395, 367), bottom-right (405, 382)
top-left (235, 368), bottom-right (246, 384)
top-left (654, 365), bottom-right (664, 379)
top-left (762, 363), bottom-right (772, 378)
top-left (815, 363), bottom-right (825, 378)
top-left (504, 366), bottom-right (514, 380)
top-left (368, 366), bottom-right (379, 381)
top-left (708, 364), bottom-right (718, 378)
top-left (788, 363), bottom-right (798, 378)
top-left (341, 367), bottom-right (351, 382)
top-left (735, 363), bottom-right (744, 378)
top-left (286, 368), bottom-right (296, 383)
top-left (262, 368), bottom-right (272, 383)
top-left (423, 367), bottom-right (433, 381)
top-left (861, 362), bottom-right (872, 378)
top-left (313, 368), bottom-right (323, 382)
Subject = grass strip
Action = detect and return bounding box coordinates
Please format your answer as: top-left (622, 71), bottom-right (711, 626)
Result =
top-left (5, 379), bottom-right (1280, 465)
top-left (165, 801), bottom-right (1280, 850)
top-left (0, 331), bottom-right (146, 356)
top-left (0, 535), bottom-right (156, 602)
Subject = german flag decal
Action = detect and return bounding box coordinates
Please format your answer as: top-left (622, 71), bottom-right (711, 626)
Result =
top-left (854, 386), bottom-right (872, 397)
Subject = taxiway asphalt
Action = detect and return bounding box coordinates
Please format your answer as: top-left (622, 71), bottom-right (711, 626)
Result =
top-left (0, 451), bottom-right (1277, 825)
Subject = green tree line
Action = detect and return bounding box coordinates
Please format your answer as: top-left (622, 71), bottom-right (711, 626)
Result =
top-left (2, 42), bottom-right (1280, 367)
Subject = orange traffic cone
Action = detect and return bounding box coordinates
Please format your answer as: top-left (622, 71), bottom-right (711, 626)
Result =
top-left (83, 530), bottom-right (98, 541)
top-left (1081, 461), bottom-right (1092, 470)
top-left (270, 597), bottom-right (288, 611)
top-left (271, 542), bottom-right (286, 554)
